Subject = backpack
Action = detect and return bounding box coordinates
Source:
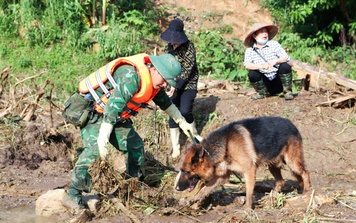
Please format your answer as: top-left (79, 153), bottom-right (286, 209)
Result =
top-left (62, 91), bottom-right (93, 128)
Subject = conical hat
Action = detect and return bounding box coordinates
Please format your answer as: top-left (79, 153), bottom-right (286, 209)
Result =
top-left (244, 23), bottom-right (278, 47)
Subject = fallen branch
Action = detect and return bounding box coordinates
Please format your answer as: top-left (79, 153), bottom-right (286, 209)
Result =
top-left (23, 79), bottom-right (52, 122)
top-left (48, 81), bottom-right (54, 128)
top-left (316, 93), bottom-right (356, 107)
top-left (174, 209), bottom-right (206, 223)
top-left (0, 66), bottom-right (11, 97)
top-left (307, 189), bottom-right (315, 212)
top-left (13, 71), bottom-right (46, 88)
top-left (318, 218), bottom-right (356, 222)
top-left (0, 108), bottom-right (11, 118)
top-left (110, 197), bottom-right (141, 223)
top-left (334, 198), bottom-right (356, 211)
top-left (290, 59), bottom-right (356, 91)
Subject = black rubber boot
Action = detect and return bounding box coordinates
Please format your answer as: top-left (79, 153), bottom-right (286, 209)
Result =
top-left (250, 80), bottom-right (268, 100)
top-left (280, 73), bottom-right (294, 100)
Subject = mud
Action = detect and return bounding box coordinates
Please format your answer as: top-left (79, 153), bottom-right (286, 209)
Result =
top-left (1, 0), bottom-right (356, 222)
top-left (1, 82), bottom-right (356, 222)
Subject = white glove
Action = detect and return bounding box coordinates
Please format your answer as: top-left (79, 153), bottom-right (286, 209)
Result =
top-left (97, 122), bottom-right (113, 160)
top-left (195, 134), bottom-right (203, 143)
top-left (164, 104), bottom-right (201, 140)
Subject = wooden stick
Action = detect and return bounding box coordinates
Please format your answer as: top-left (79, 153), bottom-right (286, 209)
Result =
top-left (318, 218), bottom-right (356, 222)
top-left (307, 189), bottom-right (315, 212)
top-left (334, 198), bottom-right (356, 211)
top-left (110, 197), bottom-right (141, 223)
top-left (0, 66), bottom-right (11, 97)
top-left (174, 209), bottom-right (206, 223)
top-left (13, 71), bottom-right (46, 87)
top-left (23, 79), bottom-right (50, 121)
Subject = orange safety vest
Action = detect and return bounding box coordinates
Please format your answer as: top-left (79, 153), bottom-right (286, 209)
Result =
top-left (78, 53), bottom-right (160, 121)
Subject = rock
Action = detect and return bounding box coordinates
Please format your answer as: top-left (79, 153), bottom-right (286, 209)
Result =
top-left (35, 189), bottom-right (68, 217)
top-left (36, 189), bottom-right (102, 217)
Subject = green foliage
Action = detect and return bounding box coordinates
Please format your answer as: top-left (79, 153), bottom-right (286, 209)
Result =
top-left (19, 57), bottom-right (32, 68)
top-left (264, 0), bottom-right (356, 80)
top-left (192, 30), bottom-right (247, 82)
top-left (0, 0), bottom-right (355, 111)
top-left (0, 0), bottom-right (163, 98)
top-left (94, 8), bottom-right (160, 60)
top-left (95, 26), bottom-right (143, 60)
top-left (0, 36), bottom-right (104, 97)
top-left (264, 0), bottom-right (356, 47)
top-left (208, 112), bottom-right (219, 124)
top-left (0, 4), bottom-right (18, 37)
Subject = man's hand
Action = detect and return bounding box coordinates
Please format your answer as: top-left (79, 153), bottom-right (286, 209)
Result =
top-left (164, 104), bottom-right (202, 140)
top-left (166, 86), bottom-right (176, 98)
top-left (179, 121), bottom-right (199, 139)
top-left (97, 122), bottom-right (113, 160)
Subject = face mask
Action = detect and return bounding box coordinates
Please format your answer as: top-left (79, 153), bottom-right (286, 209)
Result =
top-left (256, 37), bottom-right (269, 45)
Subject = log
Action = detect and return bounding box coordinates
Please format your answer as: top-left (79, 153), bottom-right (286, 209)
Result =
top-left (290, 59), bottom-right (356, 91)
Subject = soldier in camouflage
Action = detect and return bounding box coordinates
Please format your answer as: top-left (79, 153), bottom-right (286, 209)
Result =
top-left (67, 53), bottom-right (201, 208)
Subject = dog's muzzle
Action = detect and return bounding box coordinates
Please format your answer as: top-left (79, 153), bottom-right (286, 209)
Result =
top-left (174, 171), bottom-right (200, 192)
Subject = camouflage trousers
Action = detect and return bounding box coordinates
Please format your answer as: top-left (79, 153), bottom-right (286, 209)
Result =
top-left (69, 115), bottom-right (145, 194)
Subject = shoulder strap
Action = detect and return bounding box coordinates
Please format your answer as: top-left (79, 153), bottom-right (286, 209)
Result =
top-left (253, 48), bottom-right (278, 68)
top-left (253, 48), bottom-right (268, 62)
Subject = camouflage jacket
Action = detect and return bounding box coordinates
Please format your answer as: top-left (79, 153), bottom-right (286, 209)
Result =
top-left (102, 65), bottom-right (172, 125)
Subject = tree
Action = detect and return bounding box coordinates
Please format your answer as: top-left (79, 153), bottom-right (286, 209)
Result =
top-left (265, 0), bottom-right (356, 47)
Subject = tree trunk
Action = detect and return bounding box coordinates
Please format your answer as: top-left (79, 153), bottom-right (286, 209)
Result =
top-left (290, 59), bottom-right (356, 91)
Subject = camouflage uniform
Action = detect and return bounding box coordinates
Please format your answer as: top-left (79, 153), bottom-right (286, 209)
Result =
top-left (68, 65), bottom-right (172, 203)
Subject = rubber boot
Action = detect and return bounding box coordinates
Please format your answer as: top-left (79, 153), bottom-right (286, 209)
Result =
top-left (280, 73), bottom-right (294, 100)
top-left (170, 128), bottom-right (181, 159)
top-left (250, 80), bottom-right (268, 100)
top-left (67, 188), bottom-right (85, 209)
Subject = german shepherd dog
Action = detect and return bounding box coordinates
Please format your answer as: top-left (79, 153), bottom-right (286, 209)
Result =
top-left (175, 116), bottom-right (311, 210)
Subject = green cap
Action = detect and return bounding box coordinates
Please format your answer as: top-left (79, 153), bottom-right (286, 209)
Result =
top-left (149, 54), bottom-right (182, 88)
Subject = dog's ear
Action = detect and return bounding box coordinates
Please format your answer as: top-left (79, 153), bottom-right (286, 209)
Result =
top-left (189, 144), bottom-right (201, 163)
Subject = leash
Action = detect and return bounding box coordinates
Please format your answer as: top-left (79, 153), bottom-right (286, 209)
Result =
top-left (188, 130), bottom-right (198, 144)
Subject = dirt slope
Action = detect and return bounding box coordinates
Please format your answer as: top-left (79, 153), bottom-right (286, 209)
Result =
top-left (157, 0), bottom-right (272, 40)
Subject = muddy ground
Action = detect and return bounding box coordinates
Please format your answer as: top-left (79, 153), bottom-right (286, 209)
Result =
top-left (1, 0), bottom-right (356, 222)
top-left (0, 78), bottom-right (356, 222)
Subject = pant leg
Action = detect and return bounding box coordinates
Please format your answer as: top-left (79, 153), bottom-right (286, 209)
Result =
top-left (70, 117), bottom-right (101, 193)
top-left (248, 70), bottom-right (283, 95)
top-left (267, 75), bottom-right (283, 95)
top-left (169, 89), bottom-right (197, 128)
top-left (109, 120), bottom-right (145, 179)
top-left (277, 62), bottom-right (292, 74)
top-left (178, 89), bottom-right (197, 123)
top-left (268, 62), bottom-right (292, 95)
